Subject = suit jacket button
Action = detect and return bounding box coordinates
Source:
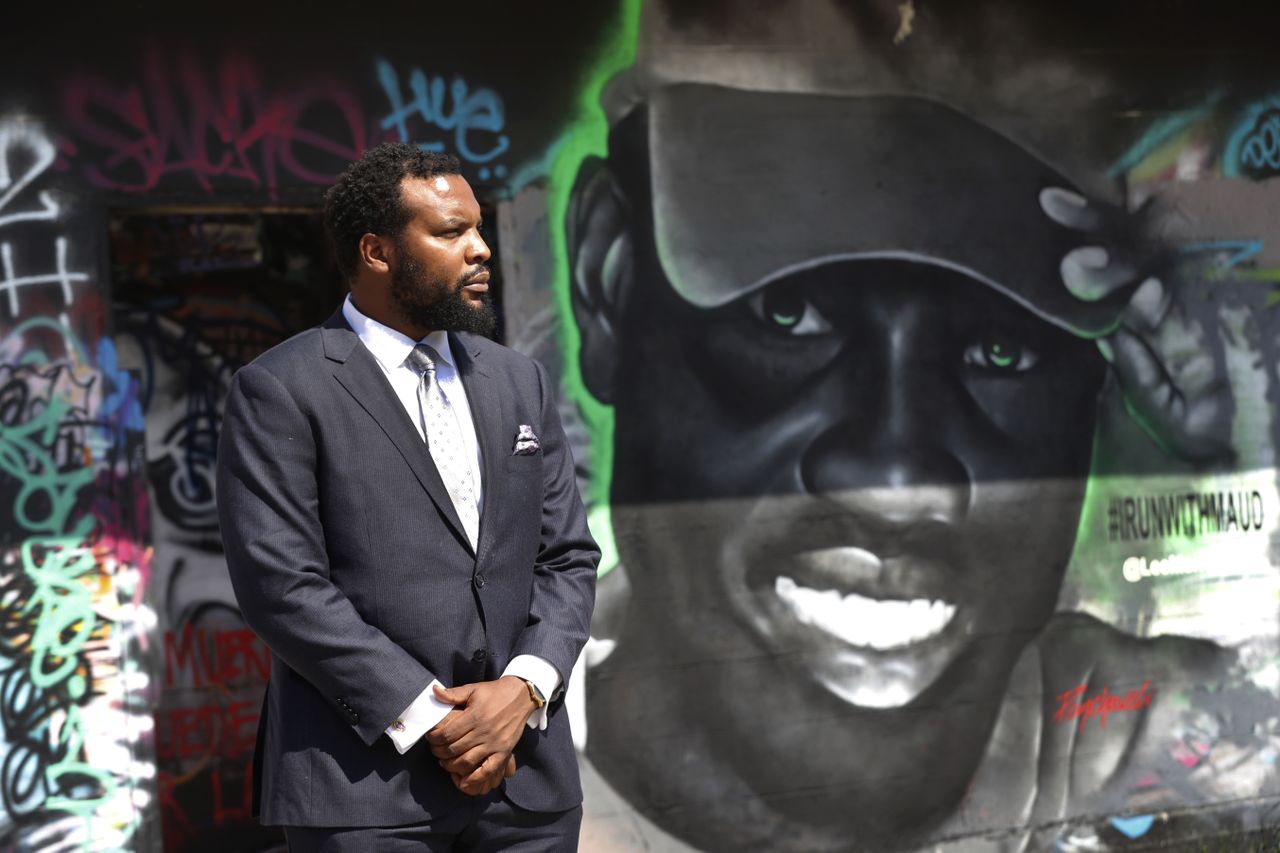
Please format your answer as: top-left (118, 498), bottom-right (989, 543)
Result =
top-left (472, 648), bottom-right (487, 663)
top-left (473, 574), bottom-right (486, 589)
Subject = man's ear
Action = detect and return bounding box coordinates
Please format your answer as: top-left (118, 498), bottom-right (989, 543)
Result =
top-left (358, 232), bottom-right (392, 276)
top-left (567, 156), bottom-right (633, 405)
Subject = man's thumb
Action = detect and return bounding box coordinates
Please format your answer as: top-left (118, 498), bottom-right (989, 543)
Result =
top-left (434, 683), bottom-right (474, 704)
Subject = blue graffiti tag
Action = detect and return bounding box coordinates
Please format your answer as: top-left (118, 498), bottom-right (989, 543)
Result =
top-left (1223, 96), bottom-right (1280, 179)
top-left (1180, 239), bottom-right (1263, 269)
top-left (1240, 111), bottom-right (1280, 174)
top-left (95, 339), bottom-right (144, 433)
top-left (376, 59), bottom-right (510, 167)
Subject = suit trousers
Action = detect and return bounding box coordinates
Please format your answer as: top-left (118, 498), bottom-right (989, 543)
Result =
top-left (282, 793), bottom-right (582, 852)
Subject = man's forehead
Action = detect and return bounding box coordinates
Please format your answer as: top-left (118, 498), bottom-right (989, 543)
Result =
top-left (644, 85), bottom-right (1134, 337)
top-left (401, 174), bottom-right (478, 217)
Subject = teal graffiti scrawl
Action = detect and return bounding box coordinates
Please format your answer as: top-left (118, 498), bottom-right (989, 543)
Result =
top-left (1224, 96), bottom-right (1280, 179)
top-left (0, 115), bottom-right (154, 851)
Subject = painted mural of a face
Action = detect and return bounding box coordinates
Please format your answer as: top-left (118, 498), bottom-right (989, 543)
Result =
top-left (569, 87), bottom-right (1137, 850)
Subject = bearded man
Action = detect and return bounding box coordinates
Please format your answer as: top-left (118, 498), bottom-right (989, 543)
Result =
top-left (216, 143), bottom-right (598, 851)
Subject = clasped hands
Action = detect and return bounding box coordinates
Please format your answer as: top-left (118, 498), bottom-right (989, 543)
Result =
top-left (424, 676), bottom-right (538, 796)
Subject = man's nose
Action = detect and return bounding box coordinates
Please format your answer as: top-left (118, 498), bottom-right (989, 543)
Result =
top-left (468, 230), bottom-right (491, 265)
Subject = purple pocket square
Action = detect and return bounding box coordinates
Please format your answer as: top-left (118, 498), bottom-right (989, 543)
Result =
top-left (513, 424), bottom-right (540, 455)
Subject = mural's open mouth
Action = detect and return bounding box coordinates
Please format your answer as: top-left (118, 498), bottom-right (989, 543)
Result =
top-left (746, 544), bottom-right (961, 651)
top-left (738, 545), bottom-right (969, 708)
top-left (773, 575), bottom-right (957, 650)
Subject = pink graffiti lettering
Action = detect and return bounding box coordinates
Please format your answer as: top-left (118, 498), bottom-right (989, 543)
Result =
top-left (62, 49), bottom-right (369, 199)
top-left (1053, 680), bottom-right (1154, 733)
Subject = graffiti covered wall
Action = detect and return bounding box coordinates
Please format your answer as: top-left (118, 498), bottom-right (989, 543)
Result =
top-left (2, 0), bottom-right (1280, 849)
top-left (0, 115), bottom-right (156, 849)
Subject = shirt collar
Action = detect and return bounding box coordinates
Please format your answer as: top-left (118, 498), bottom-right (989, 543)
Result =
top-left (342, 294), bottom-right (455, 371)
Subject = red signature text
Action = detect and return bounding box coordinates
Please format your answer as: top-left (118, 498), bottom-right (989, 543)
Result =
top-left (1053, 680), bottom-right (1154, 733)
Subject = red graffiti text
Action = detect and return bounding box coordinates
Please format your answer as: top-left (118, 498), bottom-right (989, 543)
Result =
top-left (1053, 680), bottom-right (1155, 733)
top-left (158, 761), bottom-right (256, 849)
top-left (164, 626), bottom-right (270, 689)
top-left (157, 699), bottom-right (259, 762)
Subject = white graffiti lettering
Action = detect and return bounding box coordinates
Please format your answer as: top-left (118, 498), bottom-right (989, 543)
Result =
top-left (1122, 554), bottom-right (1203, 583)
top-left (0, 120), bottom-right (89, 316)
top-left (0, 237), bottom-right (90, 316)
top-left (0, 120), bottom-right (60, 228)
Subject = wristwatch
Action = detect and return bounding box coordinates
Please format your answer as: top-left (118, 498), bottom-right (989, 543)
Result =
top-left (520, 678), bottom-right (546, 710)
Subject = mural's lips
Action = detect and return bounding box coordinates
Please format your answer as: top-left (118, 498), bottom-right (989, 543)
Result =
top-left (773, 575), bottom-right (957, 651)
top-left (743, 565), bottom-right (968, 707)
top-left (746, 545), bottom-right (955, 604)
top-left (736, 543), bottom-right (969, 706)
top-left (761, 547), bottom-right (959, 652)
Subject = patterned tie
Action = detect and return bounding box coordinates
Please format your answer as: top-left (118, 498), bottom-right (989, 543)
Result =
top-left (405, 343), bottom-right (479, 549)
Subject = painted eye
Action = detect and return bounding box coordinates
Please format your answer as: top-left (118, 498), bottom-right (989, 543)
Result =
top-left (963, 336), bottom-right (1039, 372)
top-left (748, 286), bottom-right (833, 336)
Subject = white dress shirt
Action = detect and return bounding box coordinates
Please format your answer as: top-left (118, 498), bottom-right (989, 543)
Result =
top-left (341, 295), bottom-right (561, 754)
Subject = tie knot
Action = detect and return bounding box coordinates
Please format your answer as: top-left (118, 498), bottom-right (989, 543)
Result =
top-left (406, 343), bottom-right (440, 376)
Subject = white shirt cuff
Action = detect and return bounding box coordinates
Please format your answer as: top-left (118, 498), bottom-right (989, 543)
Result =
top-left (503, 655), bottom-right (562, 731)
top-left (385, 679), bottom-right (454, 754)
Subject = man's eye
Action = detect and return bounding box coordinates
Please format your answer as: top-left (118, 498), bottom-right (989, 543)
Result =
top-left (747, 286), bottom-right (833, 336)
top-left (963, 336), bottom-right (1039, 372)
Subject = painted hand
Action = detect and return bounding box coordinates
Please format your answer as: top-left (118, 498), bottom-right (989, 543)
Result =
top-left (1041, 187), bottom-right (1235, 465)
top-left (425, 677), bottom-right (536, 796)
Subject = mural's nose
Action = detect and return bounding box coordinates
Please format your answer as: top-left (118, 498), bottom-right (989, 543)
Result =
top-left (800, 426), bottom-right (971, 525)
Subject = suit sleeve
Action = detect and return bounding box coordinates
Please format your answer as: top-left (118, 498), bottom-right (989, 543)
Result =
top-left (216, 361), bottom-right (436, 746)
top-left (509, 359), bottom-right (600, 704)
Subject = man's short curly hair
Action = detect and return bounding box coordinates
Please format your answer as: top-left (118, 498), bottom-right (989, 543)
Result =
top-left (324, 143), bottom-right (462, 279)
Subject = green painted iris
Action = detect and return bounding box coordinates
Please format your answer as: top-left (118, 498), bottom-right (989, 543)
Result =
top-left (964, 334), bottom-right (1036, 372)
top-left (762, 289), bottom-right (803, 328)
top-left (986, 339), bottom-right (1019, 369)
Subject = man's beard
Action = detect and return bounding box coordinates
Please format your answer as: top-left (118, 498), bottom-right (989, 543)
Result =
top-left (390, 252), bottom-right (497, 338)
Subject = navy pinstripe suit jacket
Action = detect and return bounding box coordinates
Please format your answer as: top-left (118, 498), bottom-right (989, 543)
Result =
top-left (216, 309), bottom-right (598, 827)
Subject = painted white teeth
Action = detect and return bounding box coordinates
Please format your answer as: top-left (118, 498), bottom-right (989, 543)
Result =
top-left (774, 575), bottom-right (956, 651)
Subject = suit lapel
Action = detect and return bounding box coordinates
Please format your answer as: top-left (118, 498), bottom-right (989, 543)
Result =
top-left (322, 312), bottom-right (473, 554)
top-left (452, 333), bottom-right (505, 564)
